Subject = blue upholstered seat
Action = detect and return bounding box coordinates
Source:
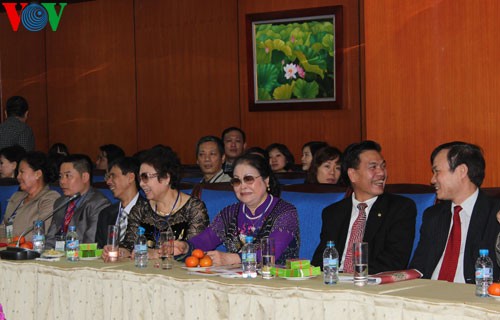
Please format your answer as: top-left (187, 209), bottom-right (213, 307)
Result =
top-left (0, 185), bottom-right (20, 221)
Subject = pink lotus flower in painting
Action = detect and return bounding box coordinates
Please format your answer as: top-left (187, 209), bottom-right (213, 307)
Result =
top-left (296, 65), bottom-right (305, 78)
top-left (284, 63), bottom-right (298, 79)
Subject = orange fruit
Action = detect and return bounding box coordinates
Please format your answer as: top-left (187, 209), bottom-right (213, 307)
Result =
top-left (192, 249), bottom-right (205, 259)
top-left (12, 236), bottom-right (25, 244)
top-left (20, 242), bottom-right (33, 250)
top-left (199, 255), bottom-right (213, 267)
top-left (7, 242), bottom-right (17, 247)
top-left (185, 256), bottom-right (199, 267)
top-left (488, 283), bottom-right (500, 296)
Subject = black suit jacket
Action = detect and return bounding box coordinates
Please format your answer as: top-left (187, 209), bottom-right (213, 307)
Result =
top-left (312, 193), bottom-right (417, 274)
top-left (95, 196), bottom-right (147, 248)
top-left (409, 190), bottom-right (500, 283)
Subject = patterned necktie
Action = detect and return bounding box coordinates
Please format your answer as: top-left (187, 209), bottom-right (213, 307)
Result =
top-left (62, 200), bottom-right (76, 233)
top-left (118, 207), bottom-right (127, 242)
top-left (438, 205), bottom-right (462, 282)
top-left (343, 203), bottom-right (368, 273)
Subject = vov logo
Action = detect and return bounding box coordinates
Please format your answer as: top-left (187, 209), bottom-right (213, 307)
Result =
top-left (2, 2), bottom-right (67, 32)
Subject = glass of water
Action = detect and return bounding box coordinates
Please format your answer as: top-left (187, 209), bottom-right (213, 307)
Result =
top-left (260, 237), bottom-right (275, 279)
top-left (353, 242), bottom-right (368, 286)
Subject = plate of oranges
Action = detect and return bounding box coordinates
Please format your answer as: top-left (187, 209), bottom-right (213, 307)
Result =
top-left (182, 248), bottom-right (213, 270)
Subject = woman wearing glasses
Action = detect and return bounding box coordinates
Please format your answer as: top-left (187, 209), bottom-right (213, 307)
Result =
top-left (2, 152), bottom-right (59, 241)
top-left (174, 153), bottom-right (299, 266)
top-left (119, 146), bottom-right (209, 258)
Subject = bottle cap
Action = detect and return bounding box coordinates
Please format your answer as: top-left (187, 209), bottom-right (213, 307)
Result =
top-left (138, 226), bottom-right (145, 235)
top-left (479, 249), bottom-right (489, 256)
top-left (326, 240), bottom-right (335, 247)
top-left (68, 225), bottom-right (76, 232)
top-left (245, 236), bottom-right (254, 243)
top-left (34, 220), bottom-right (43, 227)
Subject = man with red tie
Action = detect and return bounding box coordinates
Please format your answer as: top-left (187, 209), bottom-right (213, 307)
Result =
top-left (410, 142), bottom-right (500, 283)
top-left (46, 154), bottom-right (110, 248)
top-left (312, 141), bottom-right (417, 274)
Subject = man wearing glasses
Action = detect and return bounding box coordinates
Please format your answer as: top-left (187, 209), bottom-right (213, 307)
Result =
top-left (95, 157), bottom-right (146, 248)
top-left (46, 154), bottom-right (111, 248)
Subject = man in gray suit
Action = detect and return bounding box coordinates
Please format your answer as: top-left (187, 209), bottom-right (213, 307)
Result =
top-left (46, 154), bottom-right (110, 248)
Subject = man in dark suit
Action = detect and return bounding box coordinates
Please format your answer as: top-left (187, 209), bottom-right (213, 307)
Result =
top-left (46, 154), bottom-right (110, 248)
top-left (312, 141), bottom-right (416, 274)
top-left (95, 157), bottom-right (146, 248)
top-left (410, 142), bottom-right (500, 283)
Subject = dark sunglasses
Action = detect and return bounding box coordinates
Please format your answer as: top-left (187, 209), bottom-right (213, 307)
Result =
top-left (138, 172), bottom-right (159, 183)
top-left (230, 175), bottom-right (261, 187)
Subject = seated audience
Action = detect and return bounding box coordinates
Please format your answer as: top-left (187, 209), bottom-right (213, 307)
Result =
top-left (46, 154), bottom-right (111, 247)
top-left (0, 95), bottom-right (34, 151)
top-left (312, 140), bottom-right (416, 274)
top-left (305, 146), bottom-right (342, 184)
top-left (301, 141), bottom-right (328, 171)
top-left (96, 157), bottom-right (146, 249)
top-left (266, 143), bottom-right (295, 173)
top-left (173, 154), bottom-right (300, 266)
top-left (410, 142), bottom-right (500, 283)
top-left (196, 136), bottom-right (231, 183)
top-left (2, 152), bottom-right (60, 240)
top-left (96, 144), bottom-right (125, 170)
top-left (115, 147), bottom-right (209, 259)
top-left (221, 127), bottom-right (246, 174)
top-left (0, 145), bottom-right (26, 178)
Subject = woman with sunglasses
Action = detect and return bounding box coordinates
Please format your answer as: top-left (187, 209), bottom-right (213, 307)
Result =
top-left (173, 153), bottom-right (299, 266)
top-left (119, 146), bottom-right (209, 258)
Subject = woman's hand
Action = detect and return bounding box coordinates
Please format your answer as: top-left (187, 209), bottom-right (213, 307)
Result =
top-left (173, 240), bottom-right (189, 256)
top-left (102, 245), bottom-right (130, 262)
top-left (497, 210), bottom-right (500, 224)
top-left (205, 251), bottom-right (241, 266)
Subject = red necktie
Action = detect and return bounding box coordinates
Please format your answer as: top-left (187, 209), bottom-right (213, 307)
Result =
top-left (343, 203), bottom-right (368, 273)
top-left (438, 205), bottom-right (462, 282)
top-left (62, 200), bottom-right (76, 233)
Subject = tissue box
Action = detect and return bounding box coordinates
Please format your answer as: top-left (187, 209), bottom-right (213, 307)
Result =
top-left (291, 266), bottom-right (321, 277)
top-left (79, 243), bottom-right (102, 258)
top-left (270, 267), bottom-right (293, 277)
top-left (286, 259), bottom-right (310, 269)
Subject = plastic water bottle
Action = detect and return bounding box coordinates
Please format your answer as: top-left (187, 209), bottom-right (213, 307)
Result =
top-left (32, 220), bottom-right (45, 253)
top-left (475, 249), bottom-right (493, 297)
top-left (134, 226), bottom-right (148, 268)
top-left (323, 240), bottom-right (339, 285)
top-left (241, 236), bottom-right (257, 278)
top-left (65, 226), bottom-right (79, 262)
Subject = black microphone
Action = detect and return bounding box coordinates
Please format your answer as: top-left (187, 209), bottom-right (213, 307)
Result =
top-left (16, 192), bottom-right (81, 247)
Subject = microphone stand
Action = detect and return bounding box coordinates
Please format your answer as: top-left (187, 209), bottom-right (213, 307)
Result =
top-left (15, 192), bottom-right (81, 248)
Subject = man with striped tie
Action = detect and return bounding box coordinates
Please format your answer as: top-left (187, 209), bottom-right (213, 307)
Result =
top-left (95, 157), bottom-right (146, 249)
top-left (312, 141), bottom-right (417, 274)
top-left (410, 142), bottom-right (500, 283)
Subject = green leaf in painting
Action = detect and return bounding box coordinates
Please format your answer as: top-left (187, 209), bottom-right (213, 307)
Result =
top-left (273, 83), bottom-right (295, 100)
top-left (257, 64), bottom-right (280, 92)
top-left (293, 79), bottom-right (319, 99)
top-left (258, 88), bottom-right (272, 100)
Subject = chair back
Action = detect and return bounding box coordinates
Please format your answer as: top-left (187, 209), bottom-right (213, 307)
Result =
top-left (0, 179), bottom-right (20, 221)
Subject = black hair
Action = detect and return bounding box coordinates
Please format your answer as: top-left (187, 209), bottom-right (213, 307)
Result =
top-left (140, 146), bottom-right (181, 190)
top-left (196, 136), bottom-right (224, 157)
top-left (243, 146), bottom-right (269, 161)
top-left (99, 144), bottom-right (125, 164)
top-left (302, 141), bottom-right (329, 158)
top-left (0, 145), bottom-right (26, 177)
top-left (430, 141), bottom-right (485, 187)
top-left (61, 154), bottom-right (94, 182)
top-left (221, 127), bottom-right (246, 143)
top-left (6, 96), bottom-right (28, 117)
top-left (266, 143), bottom-right (295, 171)
top-left (233, 153), bottom-right (281, 197)
top-left (20, 151), bottom-right (56, 184)
top-left (341, 140), bottom-right (382, 187)
top-left (48, 143), bottom-right (69, 157)
top-left (108, 156), bottom-right (140, 189)
top-left (306, 146), bottom-right (342, 184)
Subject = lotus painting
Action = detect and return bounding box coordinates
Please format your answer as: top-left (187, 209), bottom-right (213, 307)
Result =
top-left (246, 6), bottom-right (343, 111)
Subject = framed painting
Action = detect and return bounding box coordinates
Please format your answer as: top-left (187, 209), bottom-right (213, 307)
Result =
top-left (246, 6), bottom-right (343, 112)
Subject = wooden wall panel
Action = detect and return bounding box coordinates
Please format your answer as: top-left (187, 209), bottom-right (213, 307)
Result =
top-left (364, 0), bottom-right (500, 186)
top-left (134, 0), bottom-right (239, 164)
top-left (0, 16), bottom-right (48, 151)
top-left (45, 0), bottom-right (137, 158)
top-left (238, 0), bottom-right (362, 161)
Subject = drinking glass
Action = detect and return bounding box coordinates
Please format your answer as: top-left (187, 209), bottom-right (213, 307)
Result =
top-left (107, 225), bottom-right (119, 262)
top-left (353, 242), bottom-right (368, 286)
top-left (260, 237), bottom-right (275, 279)
top-left (159, 231), bottom-right (174, 270)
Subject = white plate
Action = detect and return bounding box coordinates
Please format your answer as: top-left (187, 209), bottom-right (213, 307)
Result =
top-left (80, 256), bottom-right (100, 261)
top-left (281, 276), bottom-right (317, 281)
top-left (488, 293), bottom-right (500, 300)
top-left (41, 251), bottom-right (65, 258)
top-left (182, 266), bottom-right (210, 271)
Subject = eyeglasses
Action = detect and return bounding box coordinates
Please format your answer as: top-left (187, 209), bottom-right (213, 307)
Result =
top-left (104, 172), bottom-right (115, 181)
top-left (230, 175), bottom-right (261, 187)
top-left (139, 172), bottom-right (159, 183)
